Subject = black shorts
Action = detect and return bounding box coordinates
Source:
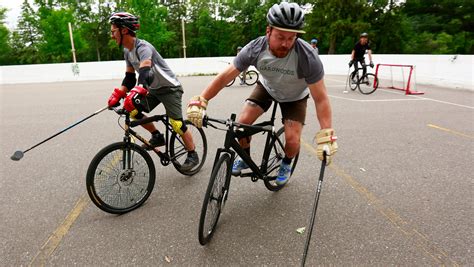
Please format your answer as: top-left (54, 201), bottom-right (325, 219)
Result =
top-left (247, 82), bottom-right (308, 124)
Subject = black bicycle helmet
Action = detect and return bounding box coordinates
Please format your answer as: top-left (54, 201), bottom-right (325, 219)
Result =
top-left (360, 32), bottom-right (369, 38)
top-left (109, 12), bottom-right (140, 32)
top-left (267, 2), bottom-right (305, 33)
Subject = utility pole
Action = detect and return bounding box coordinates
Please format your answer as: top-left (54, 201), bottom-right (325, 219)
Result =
top-left (181, 18), bottom-right (187, 58)
top-left (68, 22), bottom-right (80, 75)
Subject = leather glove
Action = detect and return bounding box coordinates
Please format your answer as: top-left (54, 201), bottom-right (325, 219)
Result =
top-left (123, 86), bottom-right (148, 112)
top-left (186, 95), bottom-right (208, 128)
top-left (108, 88), bottom-right (127, 107)
top-left (315, 128), bottom-right (338, 166)
top-left (369, 61), bottom-right (374, 68)
top-left (348, 60), bottom-right (354, 67)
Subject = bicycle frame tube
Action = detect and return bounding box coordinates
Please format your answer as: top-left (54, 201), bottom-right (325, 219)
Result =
top-left (260, 102), bottom-right (279, 174)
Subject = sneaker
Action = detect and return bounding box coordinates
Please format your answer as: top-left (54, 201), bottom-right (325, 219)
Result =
top-left (231, 157), bottom-right (249, 176)
top-left (149, 132), bottom-right (165, 147)
top-left (181, 151), bottom-right (199, 171)
top-left (275, 161), bottom-right (292, 185)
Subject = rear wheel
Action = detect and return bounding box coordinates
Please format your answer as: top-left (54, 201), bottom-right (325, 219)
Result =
top-left (263, 127), bottom-right (299, 191)
top-left (170, 121), bottom-right (207, 176)
top-left (86, 142), bottom-right (155, 214)
top-left (244, 70), bottom-right (259, 86)
top-left (358, 73), bottom-right (378, 95)
top-left (198, 153), bottom-right (232, 245)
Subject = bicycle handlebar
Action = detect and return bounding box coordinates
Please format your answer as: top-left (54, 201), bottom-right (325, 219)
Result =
top-left (111, 108), bottom-right (165, 128)
top-left (204, 115), bottom-right (273, 132)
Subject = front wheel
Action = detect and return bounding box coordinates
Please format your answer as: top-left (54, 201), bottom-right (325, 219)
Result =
top-left (170, 121), bottom-right (207, 176)
top-left (349, 69), bottom-right (362, 91)
top-left (244, 70), bottom-right (259, 86)
top-left (263, 127), bottom-right (299, 191)
top-left (358, 73), bottom-right (378, 95)
top-left (198, 153), bottom-right (232, 245)
top-left (86, 142), bottom-right (155, 214)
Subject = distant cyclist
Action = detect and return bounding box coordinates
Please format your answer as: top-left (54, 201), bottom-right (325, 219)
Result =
top-left (107, 12), bottom-right (199, 170)
top-left (349, 32), bottom-right (374, 79)
top-left (187, 2), bottom-right (338, 185)
top-left (236, 46), bottom-right (247, 85)
top-left (310, 38), bottom-right (318, 54)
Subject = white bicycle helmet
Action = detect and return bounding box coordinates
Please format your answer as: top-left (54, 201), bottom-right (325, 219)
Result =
top-left (266, 2), bottom-right (305, 33)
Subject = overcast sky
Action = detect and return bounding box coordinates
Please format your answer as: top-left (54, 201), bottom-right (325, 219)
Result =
top-left (0, 0), bottom-right (23, 30)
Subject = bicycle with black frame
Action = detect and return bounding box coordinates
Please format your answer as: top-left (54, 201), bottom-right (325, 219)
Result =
top-left (86, 108), bottom-right (207, 214)
top-left (348, 61), bottom-right (379, 94)
top-left (198, 101), bottom-right (299, 245)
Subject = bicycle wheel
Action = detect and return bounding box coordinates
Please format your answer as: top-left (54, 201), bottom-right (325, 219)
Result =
top-left (170, 120), bottom-right (207, 176)
top-left (263, 127), bottom-right (299, 191)
top-left (225, 78), bottom-right (235, 87)
top-left (86, 142), bottom-right (155, 214)
top-left (244, 70), bottom-right (259, 86)
top-left (358, 73), bottom-right (379, 95)
top-left (198, 153), bottom-right (232, 245)
top-left (349, 70), bottom-right (362, 91)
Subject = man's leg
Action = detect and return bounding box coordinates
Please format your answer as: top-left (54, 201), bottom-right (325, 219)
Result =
top-left (275, 96), bottom-right (307, 185)
top-left (237, 100), bottom-right (265, 148)
top-left (130, 94), bottom-right (165, 147)
top-left (232, 82), bottom-right (271, 175)
top-left (283, 119), bottom-right (303, 159)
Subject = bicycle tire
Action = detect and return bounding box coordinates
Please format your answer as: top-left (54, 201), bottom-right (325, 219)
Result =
top-left (244, 70), bottom-right (259, 86)
top-left (86, 142), bottom-right (155, 214)
top-left (170, 120), bottom-right (208, 176)
top-left (263, 127), bottom-right (299, 191)
top-left (357, 73), bottom-right (378, 95)
top-left (349, 70), bottom-right (361, 91)
top-left (198, 153), bottom-right (232, 245)
top-left (225, 78), bottom-right (235, 87)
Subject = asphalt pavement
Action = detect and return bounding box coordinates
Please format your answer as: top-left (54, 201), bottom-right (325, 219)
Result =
top-left (1, 75), bottom-right (472, 266)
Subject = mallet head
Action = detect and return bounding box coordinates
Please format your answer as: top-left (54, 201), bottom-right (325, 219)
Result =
top-left (10, 151), bottom-right (24, 161)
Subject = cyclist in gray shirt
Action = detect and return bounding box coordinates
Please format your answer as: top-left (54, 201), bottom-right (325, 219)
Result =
top-left (188, 2), bottom-right (338, 185)
top-left (107, 12), bottom-right (199, 170)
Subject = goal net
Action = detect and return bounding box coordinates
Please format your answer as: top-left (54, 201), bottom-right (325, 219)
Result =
top-left (375, 64), bottom-right (424, 95)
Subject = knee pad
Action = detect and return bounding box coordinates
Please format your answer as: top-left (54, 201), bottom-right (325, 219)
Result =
top-left (169, 118), bottom-right (188, 135)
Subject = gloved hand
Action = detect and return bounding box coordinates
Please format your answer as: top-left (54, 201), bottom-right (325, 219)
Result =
top-left (348, 60), bottom-right (354, 67)
top-left (108, 88), bottom-right (127, 107)
top-left (315, 128), bottom-right (338, 166)
top-left (369, 61), bottom-right (374, 68)
top-left (123, 86), bottom-right (148, 112)
top-left (186, 95), bottom-right (208, 128)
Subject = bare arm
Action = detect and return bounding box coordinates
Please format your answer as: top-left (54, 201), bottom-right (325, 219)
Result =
top-left (139, 59), bottom-right (152, 68)
top-left (201, 64), bottom-right (241, 100)
top-left (309, 79), bottom-right (332, 129)
top-left (351, 50), bottom-right (355, 60)
top-left (368, 50), bottom-right (373, 62)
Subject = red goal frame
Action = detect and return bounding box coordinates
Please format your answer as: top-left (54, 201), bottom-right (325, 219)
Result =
top-left (375, 64), bottom-right (424, 95)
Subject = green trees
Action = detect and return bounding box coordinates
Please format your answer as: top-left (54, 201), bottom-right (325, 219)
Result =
top-left (0, 0), bottom-right (472, 65)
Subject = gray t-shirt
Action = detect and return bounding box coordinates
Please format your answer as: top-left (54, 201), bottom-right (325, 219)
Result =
top-left (234, 36), bottom-right (324, 102)
top-left (124, 39), bottom-right (180, 89)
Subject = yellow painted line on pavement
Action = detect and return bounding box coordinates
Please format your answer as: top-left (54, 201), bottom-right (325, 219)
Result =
top-left (427, 124), bottom-right (474, 139)
top-left (29, 194), bottom-right (89, 267)
top-left (301, 139), bottom-right (459, 266)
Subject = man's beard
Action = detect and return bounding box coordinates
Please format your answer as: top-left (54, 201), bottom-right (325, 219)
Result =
top-left (271, 47), bottom-right (290, 58)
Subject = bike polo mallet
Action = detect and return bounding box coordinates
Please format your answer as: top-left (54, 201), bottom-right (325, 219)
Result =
top-left (300, 152), bottom-right (327, 267)
top-left (10, 106), bottom-right (109, 161)
top-left (343, 65), bottom-right (351, 93)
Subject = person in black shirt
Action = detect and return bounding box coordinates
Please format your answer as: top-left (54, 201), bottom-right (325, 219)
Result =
top-left (349, 33), bottom-right (373, 78)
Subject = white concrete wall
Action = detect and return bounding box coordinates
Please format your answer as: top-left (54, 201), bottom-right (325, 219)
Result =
top-left (1, 55), bottom-right (472, 90)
